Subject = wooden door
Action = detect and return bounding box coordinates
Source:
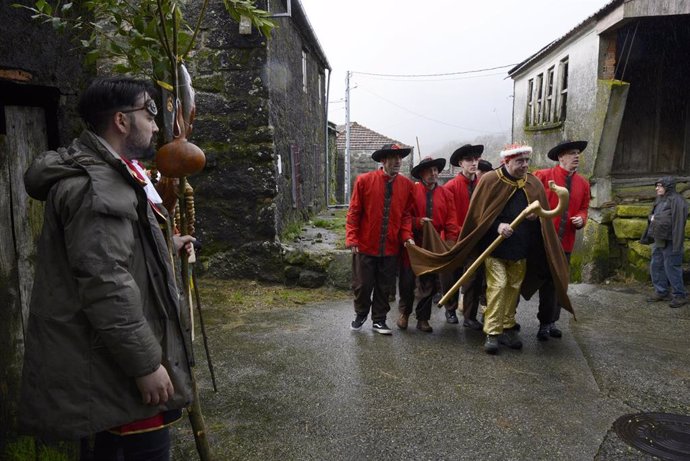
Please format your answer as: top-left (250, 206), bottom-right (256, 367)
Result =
top-left (0, 105), bottom-right (47, 432)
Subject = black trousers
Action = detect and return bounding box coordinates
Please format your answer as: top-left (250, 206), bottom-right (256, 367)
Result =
top-left (439, 268), bottom-right (460, 312)
top-left (81, 427), bottom-right (170, 461)
top-left (398, 265), bottom-right (436, 321)
top-left (462, 264), bottom-right (485, 321)
top-left (537, 252), bottom-right (571, 324)
top-left (352, 253), bottom-right (397, 322)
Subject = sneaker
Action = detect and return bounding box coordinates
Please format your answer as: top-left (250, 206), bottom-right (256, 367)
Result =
top-left (670, 297), bottom-right (688, 308)
top-left (549, 323), bottom-right (562, 338)
top-left (372, 321), bottom-right (393, 335)
top-left (537, 324), bottom-right (550, 341)
top-left (484, 335), bottom-right (499, 354)
top-left (350, 314), bottom-right (367, 331)
top-left (462, 318), bottom-right (483, 330)
top-left (646, 292), bottom-right (670, 302)
top-left (498, 329), bottom-right (523, 350)
top-left (445, 310), bottom-right (459, 324)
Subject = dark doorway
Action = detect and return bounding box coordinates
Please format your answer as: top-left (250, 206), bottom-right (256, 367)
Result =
top-left (612, 16), bottom-right (690, 177)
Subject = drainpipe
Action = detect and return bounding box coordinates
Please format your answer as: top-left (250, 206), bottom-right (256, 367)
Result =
top-left (325, 68), bottom-right (331, 207)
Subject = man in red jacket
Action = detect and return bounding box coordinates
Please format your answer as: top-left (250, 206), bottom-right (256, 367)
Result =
top-left (441, 144), bottom-right (484, 327)
top-left (397, 156), bottom-right (459, 333)
top-left (533, 140), bottom-right (590, 339)
top-left (346, 143), bottom-right (415, 334)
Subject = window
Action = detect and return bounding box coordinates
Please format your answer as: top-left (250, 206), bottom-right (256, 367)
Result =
top-left (527, 79), bottom-right (534, 124)
top-left (558, 57), bottom-right (569, 121)
top-left (545, 66), bottom-right (555, 123)
top-left (302, 50), bottom-right (308, 93)
top-left (535, 73), bottom-right (544, 124)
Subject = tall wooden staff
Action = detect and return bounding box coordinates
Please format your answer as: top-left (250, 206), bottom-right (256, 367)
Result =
top-left (438, 180), bottom-right (569, 306)
top-left (154, 5), bottom-right (211, 460)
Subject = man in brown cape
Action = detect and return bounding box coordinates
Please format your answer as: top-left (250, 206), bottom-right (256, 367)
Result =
top-left (406, 144), bottom-right (573, 354)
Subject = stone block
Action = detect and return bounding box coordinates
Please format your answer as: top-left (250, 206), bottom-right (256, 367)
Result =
top-left (327, 250), bottom-right (353, 290)
top-left (616, 204), bottom-right (651, 218)
top-left (284, 247), bottom-right (309, 266)
top-left (612, 218), bottom-right (647, 240)
top-left (298, 270), bottom-right (327, 288)
top-left (284, 265), bottom-right (301, 284)
top-left (612, 184), bottom-right (657, 202)
top-left (628, 240), bottom-right (653, 260)
top-left (588, 207), bottom-right (616, 224)
top-left (576, 221), bottom-right (610, 283)
top-left (625, 244), bottom-right (652, 281)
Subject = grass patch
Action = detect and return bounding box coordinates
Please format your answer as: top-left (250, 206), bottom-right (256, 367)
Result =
top-left (312, 209), bottom-right (347, 249)
top-left (281, 221), bottom-right (304, 242)
top-left (196, 277), bottom-right (350, 317)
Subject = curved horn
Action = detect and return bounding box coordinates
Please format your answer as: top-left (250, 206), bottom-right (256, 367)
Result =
top-left (535, 180), bottom-right (569, 218)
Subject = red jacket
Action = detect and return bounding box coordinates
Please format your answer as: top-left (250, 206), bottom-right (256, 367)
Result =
top-left (346, 169), bottom-right (414, 256)
top-left (443, 173), bottom-right (477, 230)
top-left (410, 182), bottom-right (459, 243)
top-left (534, 165), bottom-right (590, 253)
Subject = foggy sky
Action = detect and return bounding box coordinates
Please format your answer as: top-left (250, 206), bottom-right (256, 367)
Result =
top-left (299, 0), bottom-right (612, 158)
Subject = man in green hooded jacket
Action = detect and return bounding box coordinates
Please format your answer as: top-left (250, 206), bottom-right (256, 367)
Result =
top-left (20, 77), bottom-right (194, 460)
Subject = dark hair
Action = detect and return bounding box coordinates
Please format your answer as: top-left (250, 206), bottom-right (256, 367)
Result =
top-left (78, 77), bottom-right (156, 134)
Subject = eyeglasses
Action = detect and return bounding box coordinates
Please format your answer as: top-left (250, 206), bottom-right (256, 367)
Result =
top-left (119, 99), bottom-right (158, 116)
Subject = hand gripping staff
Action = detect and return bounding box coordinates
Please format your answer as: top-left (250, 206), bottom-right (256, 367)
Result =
top-left (437, 180), bottom-right (569, 307)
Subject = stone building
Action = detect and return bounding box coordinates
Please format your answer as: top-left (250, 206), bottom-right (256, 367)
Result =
top-left (334, 121), bottom-right (414, 204)
top-left (508, 0), bottom-right (690, 281)
top-left (190, 0), bottom-right (331, 280)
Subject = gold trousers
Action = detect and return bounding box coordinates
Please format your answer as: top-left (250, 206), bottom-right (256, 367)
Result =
top-left (483, 256), bottom-right (526, 336)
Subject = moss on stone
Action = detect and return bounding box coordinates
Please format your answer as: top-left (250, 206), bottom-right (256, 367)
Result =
top-left (616, 204), bottom-right (651, 218)
top-left (577, 222), bottom-right (610, 283)
top-left (612, 184), bottom-right (656, 201)
top-left (612, 218), bottom-right (647, 239)
top-left (625, 244), bottom-right (651, 281)
top-left (193, 73), bottom-right (227, 93)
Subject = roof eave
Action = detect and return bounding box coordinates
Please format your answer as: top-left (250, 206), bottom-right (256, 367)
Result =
top-left (507, 0), bottom-right (623, 79)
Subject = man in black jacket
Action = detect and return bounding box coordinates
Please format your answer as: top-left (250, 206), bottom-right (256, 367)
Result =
top-left (643, 176), bottom-right (689, 308)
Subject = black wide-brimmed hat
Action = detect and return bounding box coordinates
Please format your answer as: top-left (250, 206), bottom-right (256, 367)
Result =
top-left (371, 143), bottom-right (412, 162)
top-left (450, 144), bottom-right (484, 166)
top-left (547, 140), bottom-right (588, 161)
top-left (478, 159), bottom-right (494, 172)
top-left (411, 156), bottom-right (446, 180)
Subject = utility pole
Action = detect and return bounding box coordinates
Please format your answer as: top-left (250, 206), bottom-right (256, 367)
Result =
top-left (344, 70), bottom-right (351, 204)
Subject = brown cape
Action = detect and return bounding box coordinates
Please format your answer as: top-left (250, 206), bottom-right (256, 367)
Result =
top-left (406, 169), bottom-right (574, 317)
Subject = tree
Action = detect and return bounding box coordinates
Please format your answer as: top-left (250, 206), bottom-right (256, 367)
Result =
top-left (14, 0), bottom-right (275, 85)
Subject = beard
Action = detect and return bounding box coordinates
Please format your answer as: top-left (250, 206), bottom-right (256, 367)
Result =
top-left (124, 124), bottom-right (156, 161)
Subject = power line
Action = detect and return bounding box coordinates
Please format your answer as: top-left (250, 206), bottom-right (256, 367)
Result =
top-left (356, 86), bottom-right (508, 135)
top-left (352, 63), bottom-right (517, 79)
top-left (357, 71), bottom-right (508, 83)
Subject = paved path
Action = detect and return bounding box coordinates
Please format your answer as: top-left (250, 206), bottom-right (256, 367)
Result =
top-left (172, 283), bottom-right (690, 460)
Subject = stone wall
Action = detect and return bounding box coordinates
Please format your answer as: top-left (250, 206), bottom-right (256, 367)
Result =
top-left (187, 0), bottom-right (328, 281)
top-left (606, 182), bottom-right (690, 280)
top-left (267, 10), bottom-right (328, 231)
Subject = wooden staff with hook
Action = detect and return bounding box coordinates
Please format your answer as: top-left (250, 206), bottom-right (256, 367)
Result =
top-left (438, 180), bottom-right (569, 307)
